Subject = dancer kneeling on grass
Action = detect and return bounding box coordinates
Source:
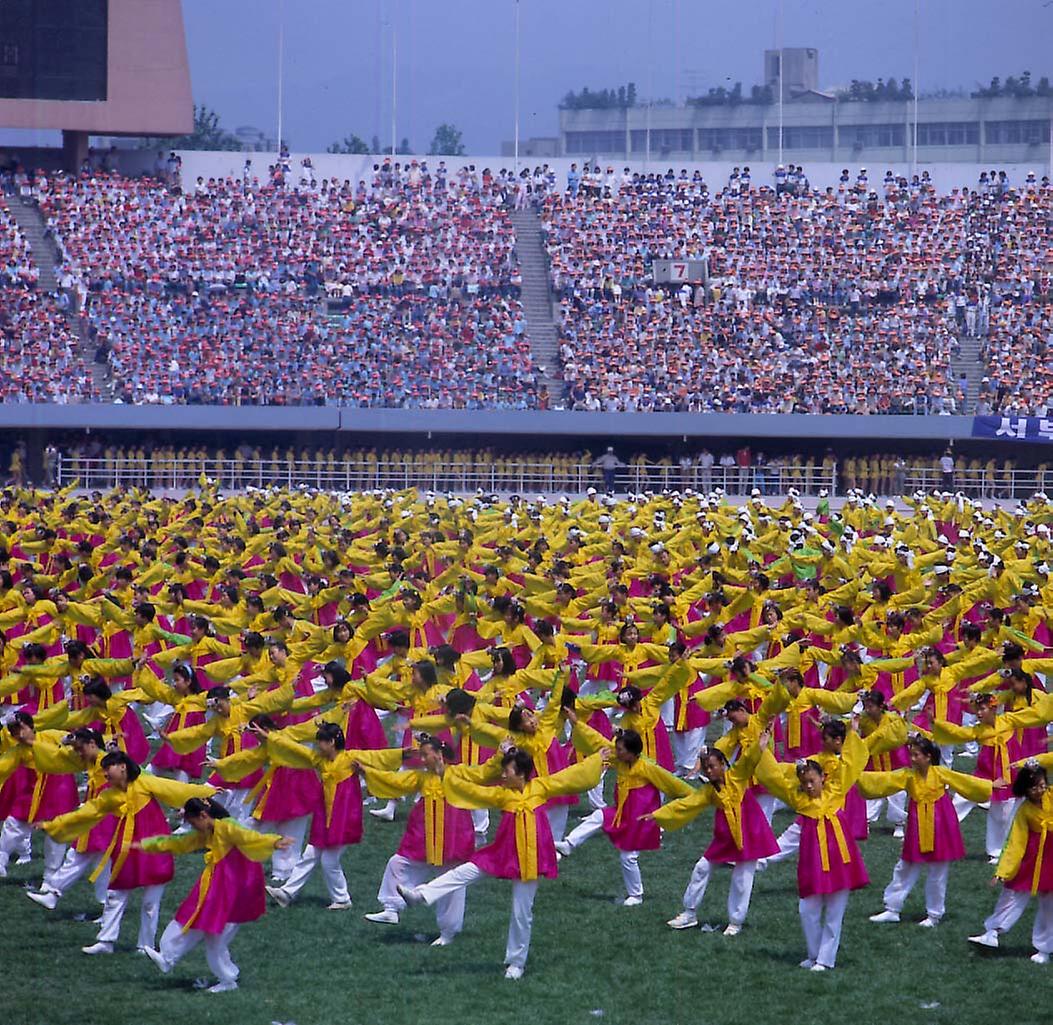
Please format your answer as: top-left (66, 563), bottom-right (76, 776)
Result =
top-left (647, 742), bottom-right (778, 935)
top-left (397, 743), bottom-right (605, 980)
top-left (861, 733), bottom-right (992, 928)
top-left (137, 797), bottom-right (292, 993)
top-left (968, 760), bottom-right (1053, 962)
top-left (753, 724), bottom-right (870, 972)
top-left (555, 714), bottom-right (693, 906)
top-left (361, 734), bottom-right (477, 945)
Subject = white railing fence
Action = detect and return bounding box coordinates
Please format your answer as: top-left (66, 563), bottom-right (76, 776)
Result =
top-left (56, 457), bottom-right (849, 496)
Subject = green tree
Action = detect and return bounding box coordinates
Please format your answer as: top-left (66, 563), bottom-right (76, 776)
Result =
top-left (327, 134), bottom-right (370, 154)
top-left (428, 123), bottom-right (465, 155)
top-left (168, 104), bottom-right (241, 151)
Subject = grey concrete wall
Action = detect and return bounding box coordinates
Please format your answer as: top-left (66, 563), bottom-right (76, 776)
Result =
top-left (0, 405), bottom-right (975, 441)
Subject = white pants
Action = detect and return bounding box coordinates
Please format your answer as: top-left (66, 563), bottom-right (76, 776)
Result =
top-left (97, 884), bottom-right (166, 947)
top-left (585, 773), bottom-right (607, 811)
top-left (683, 856), bottom-right (757, 926)
top-left (281, 844), bottom-right (349, 904)
top-left (765, 820), bottom-right (801, 865)
top-left (214, 787), bottom-right (255, 824)
top-left (671, 729), bottom-right (705, 775)
top-left (985, 889), bottom-right (1053, 954)
top-left (0, 818), bottom-right (66, 878)
top-left (248, 815), bottom-right (309, 879)
top-left (546, 805), bottom-right (570, 843)
top-left (756, 792), bottom-right (782, 824)
top-left (471, 808), bottom-right (490, 837)
top-left (866, 792), bottom-right (908, 826)
top-left (563, 810), bottom-right (642, 898)
top-left (158, 919), bottom-right (240, 985)
top-left (882, 859), bottom-right (950, 920)
top-left (377, 853), bottom-right (465, 938)
top-left (659, 697), bottom-right (675, 730)
top-left (43, 848), bottom-right (109, 904)
top-left (799, 890), bottom-right (850, 968)
top-left (418, 862), bottom-right (537, 968)
top-left (985, 800), bottom-right (1020, 858)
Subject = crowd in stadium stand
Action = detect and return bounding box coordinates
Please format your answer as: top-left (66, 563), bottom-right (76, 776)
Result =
top-left (0, 200), bottom-right (99, 404)
top-left (0, 203), bottom-right (36, 289)
top-left (1, 159), bottom-right (1050, 412)
top-left (28, 161), bottom-right (537, 408)
top-left (542, 166), bottom-right (1051, 415)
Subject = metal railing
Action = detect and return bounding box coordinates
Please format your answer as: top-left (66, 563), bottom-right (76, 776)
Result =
top-left (55, 456), bottom-right (843, 496)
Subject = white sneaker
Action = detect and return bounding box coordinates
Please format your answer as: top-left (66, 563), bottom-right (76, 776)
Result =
top-left (326, 900), bottom-right (353, 910)
top-left (504, 965), bottom-right (524, 980)
top-left (799, 959), bottom-right (815, 969)
top-left (207, 981), bottom-right (238, 994)
top-left (723, 923), bottom-right (742, 937)
top-left (1031, 952), bottom-right (1050, 964)
top-left (666, 912), bottom-right (698, 930)
top-left (988, 855), bottom-right (1000, 865)
top-left (364, 909), bottom-right (399, 925)
top-left (554, 840), bottom-right (572, 858)
top-left (26, 890), bottom-right (58, 910)
top-left (968, 931), bottom-right (999, 948)
top-left (397, 884), bottom-right (425, 907)
top-left (869, 910), bottom-right (901, 923)
top-left (265, 885), bottom-right (291, 908)
top-left (431, 935), bottom-right (454, 947)
top-left (369, 804), bottom-right (396, 822)
top-left (918, 917), bottom-right (940, 928)
top-left (15, 855), bottom-right (30, 866)
top-left (143, 946), bottom-right (172, 974)
top-left (892, 826), bottom-right (905, 839)
top-left (81, 942), bottom-right (114, 955)
top-left (810, 963), bottom-right (829, 972)
top-left (620, 895), bottom-right (643, 907)
top-left (755, 859), bottom-right (769, 873)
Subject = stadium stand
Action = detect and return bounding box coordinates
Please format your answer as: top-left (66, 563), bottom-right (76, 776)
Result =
top-left (0, 159), bottom-right (1049, 413)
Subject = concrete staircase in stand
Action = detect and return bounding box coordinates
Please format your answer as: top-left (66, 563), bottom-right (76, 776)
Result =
top-left (509, 207), bottom-right (563, 402)
top-left (950, 334), bottom-right (985, 413)
top-left (5, 196), bottom-right (113, 397)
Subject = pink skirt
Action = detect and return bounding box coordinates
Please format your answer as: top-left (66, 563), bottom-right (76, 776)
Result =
top-left (173, 848), bottom-right (266, 933)
top-left (472, 808), bottom-right (559, 881)
top-left (1006, 830), bottom-right (1053, 894)
top-left (110, 801), bottom-right (176, 890)
top-left (901, 793), bottom-right (965, 863)
top-left (152, 710), bottom-right (207, 776)
top-left (308, 775), bottom-right (362, 848)
top-left (602, 785), bottom-right (662, 852)
top-left (704, 790), bottom-right (780, 863)
top-left (796, 812), bottom-right (869, 898)
top-left (254, 766), bottom-right (322, 822)
top-left (397, 800), bottom-right (476, 865)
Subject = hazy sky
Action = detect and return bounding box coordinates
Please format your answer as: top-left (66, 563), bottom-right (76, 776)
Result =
top-left (182, 0), bottom-right (1053, 152)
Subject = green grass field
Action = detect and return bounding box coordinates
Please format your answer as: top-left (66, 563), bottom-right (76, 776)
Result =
top-left (7, 785), bottom-right (1046, 1025)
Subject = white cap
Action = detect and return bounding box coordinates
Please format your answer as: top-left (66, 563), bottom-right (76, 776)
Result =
top-left (586, 487), bottom-right (597, 495)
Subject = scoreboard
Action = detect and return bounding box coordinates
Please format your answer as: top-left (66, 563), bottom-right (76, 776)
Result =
top-left (0, 0), bottom-right (108, 102)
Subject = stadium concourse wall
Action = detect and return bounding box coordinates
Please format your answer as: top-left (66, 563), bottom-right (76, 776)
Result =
top-left (171, 150), bottom-right (1051, 191)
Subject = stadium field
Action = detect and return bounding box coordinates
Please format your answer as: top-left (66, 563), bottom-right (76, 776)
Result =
top-left (6, 781), bottom-right (1044, 1025)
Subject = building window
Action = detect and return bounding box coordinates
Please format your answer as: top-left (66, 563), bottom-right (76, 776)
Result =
top-left (915, 121), bottom-right (979, 146)
top-left (766, 125), bottom-right (833, 149)
top-left (564, 131), bottom-right (624, 155)
top-left (839, 123), bottom-right (906, 148)
top-left (984, 119), bottom-right (1047, 145)
top-left (630, 129), bottom-right (695, 153)
top-left (698, 127), bottom-right (763, 152)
